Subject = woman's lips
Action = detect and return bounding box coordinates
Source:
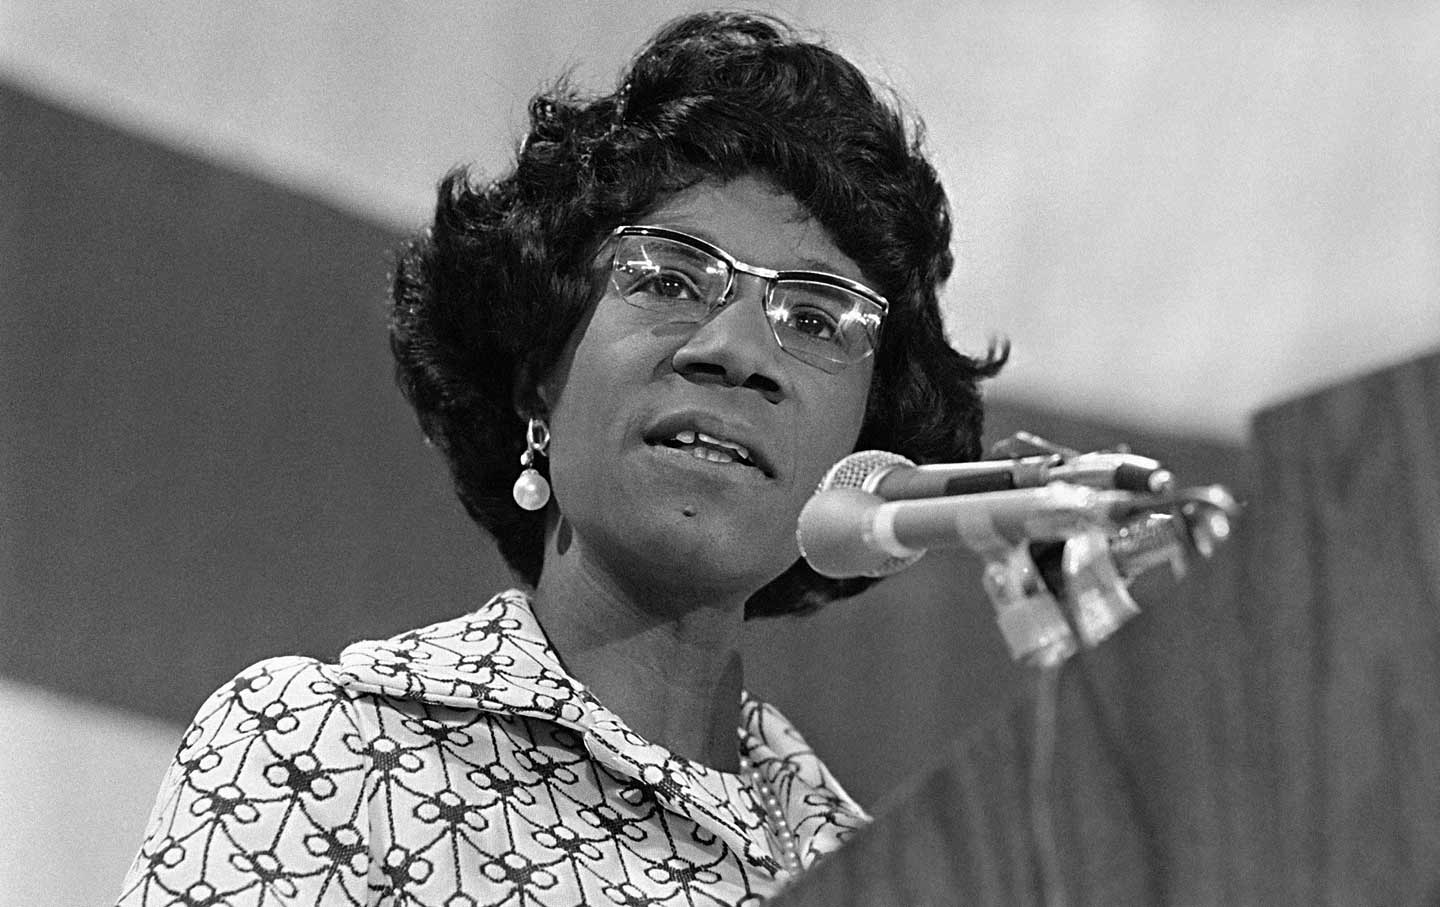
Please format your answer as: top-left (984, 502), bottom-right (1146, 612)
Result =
top-left (642, 414), bottom-right (774, 477)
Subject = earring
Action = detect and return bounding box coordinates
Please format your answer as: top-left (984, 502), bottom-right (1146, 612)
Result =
top-left (512, 417), bottom-right (551, 511)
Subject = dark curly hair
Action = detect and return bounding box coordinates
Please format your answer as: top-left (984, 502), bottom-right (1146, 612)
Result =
top-left (390, 11), bottom-right (1005, 618)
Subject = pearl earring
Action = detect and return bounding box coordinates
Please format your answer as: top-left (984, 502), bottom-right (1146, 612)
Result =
top-left (511, 417), bottom-right (551, 511)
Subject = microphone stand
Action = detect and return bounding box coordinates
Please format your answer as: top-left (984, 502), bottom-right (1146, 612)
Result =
top-left (975, 440), bottom-right (1238, 907)
top-left (984, 484), bottom-right (1238, 668)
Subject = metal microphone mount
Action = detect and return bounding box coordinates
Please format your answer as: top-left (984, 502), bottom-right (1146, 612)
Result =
top-left (974, 433), bottom-right (1239, 666)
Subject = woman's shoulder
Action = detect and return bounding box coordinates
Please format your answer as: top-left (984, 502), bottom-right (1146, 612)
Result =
top-left (116, 656), bottom-right (378, 905)
top-left (175, 590), bottom-right (536, 743)
top-left (186, 655), bottom-right (357, 733)
top-left (168, 655), bottom-right (371, 788)
top-left (215, 652), bottom-right (349, 696)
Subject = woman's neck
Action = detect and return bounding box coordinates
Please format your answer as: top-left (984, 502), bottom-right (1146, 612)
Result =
top-left (531, 532), bottom-right (749, 773)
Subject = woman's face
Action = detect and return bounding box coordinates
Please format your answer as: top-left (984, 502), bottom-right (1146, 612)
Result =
top-left (541, 175), bottom-right (875, 601)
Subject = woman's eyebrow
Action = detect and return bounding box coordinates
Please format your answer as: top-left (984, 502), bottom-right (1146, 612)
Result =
top-left (788, 256), bottom-right (848, 273)
top-left (643, 220), bottom-right (858, 276)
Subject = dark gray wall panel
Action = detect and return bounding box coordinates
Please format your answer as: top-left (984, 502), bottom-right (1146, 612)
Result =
top-left (1, 84), bottom-right (506, 725)
top-left (1, 83), bottom-right (1253, 817)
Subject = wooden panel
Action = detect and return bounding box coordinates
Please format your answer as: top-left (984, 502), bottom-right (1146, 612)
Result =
top-left (777, 352), bottom-right (1440, 904)
top-left (774, 550), bottom-right (1264, 905)
top-left (1246, 350), bottom-right (1440, 905)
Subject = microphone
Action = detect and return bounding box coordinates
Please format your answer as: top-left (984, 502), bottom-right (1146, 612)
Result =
top-left (829, 449), bottom-right (1175, 501)
top-left (820, 449), bottom-right (1175, 500)
top-left (799, 447), bottom-right (1239, 665)
top-left (796, 484), bottom-right (1126, 578)
top-left (797, 450), bottom-right (1234, 581)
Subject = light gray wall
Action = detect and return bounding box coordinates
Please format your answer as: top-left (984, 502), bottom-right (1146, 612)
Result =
top-left (4, 1), bottom-right (1437, 440)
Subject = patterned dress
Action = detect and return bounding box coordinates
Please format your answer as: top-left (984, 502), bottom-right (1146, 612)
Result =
top-left (116, 589), bottom-right (869, 906)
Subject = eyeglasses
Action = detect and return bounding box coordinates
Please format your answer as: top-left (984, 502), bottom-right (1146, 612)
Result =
top-left (607, 225), bottom-right (887, 373)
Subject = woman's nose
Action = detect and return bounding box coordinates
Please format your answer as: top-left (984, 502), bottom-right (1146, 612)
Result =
top-left (670, 275), bottom-right (786, 401)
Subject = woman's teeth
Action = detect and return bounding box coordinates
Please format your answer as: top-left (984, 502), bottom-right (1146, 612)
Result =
top-left (689, 446), bottom-right (738, 463)
top-left (668, 430), bottom-right (754, 466)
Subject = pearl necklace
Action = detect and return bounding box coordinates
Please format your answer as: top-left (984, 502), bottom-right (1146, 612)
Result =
top-left (740, 756), bottom-right (802, 875)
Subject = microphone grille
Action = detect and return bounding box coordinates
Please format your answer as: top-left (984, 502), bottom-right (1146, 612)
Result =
top-left (797, 487), bottom-right (922, 579)
top-left (819, 450), bottom-right (916, 493)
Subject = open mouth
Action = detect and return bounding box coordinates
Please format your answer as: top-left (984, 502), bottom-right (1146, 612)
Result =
top-left (656, 430), bottom-right (763, 471)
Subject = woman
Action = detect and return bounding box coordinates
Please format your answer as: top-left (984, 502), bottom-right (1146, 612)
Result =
top-left (118, 12), bottom-right (1002, 906)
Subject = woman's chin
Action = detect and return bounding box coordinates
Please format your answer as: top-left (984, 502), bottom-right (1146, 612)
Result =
top-left (580, 506), bottom-right (792, 603)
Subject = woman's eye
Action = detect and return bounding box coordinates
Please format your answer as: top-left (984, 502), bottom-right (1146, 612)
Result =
top-left (788, 307), bottom-right (839, 340)
top-left (638, 270), bottom-right (702, 301)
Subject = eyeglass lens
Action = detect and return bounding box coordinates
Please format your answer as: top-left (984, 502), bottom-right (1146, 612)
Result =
top-left (610, 234), bottom-right (880, 368)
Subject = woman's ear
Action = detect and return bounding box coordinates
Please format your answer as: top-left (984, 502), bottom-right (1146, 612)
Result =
top-left (512, 359), bottom-right (552, 421)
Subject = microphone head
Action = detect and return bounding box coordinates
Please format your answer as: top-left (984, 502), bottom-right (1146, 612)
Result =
top-left (796, 487), bottom-right (924, 579)
top-left (818, 449), bottom-right (916, 493)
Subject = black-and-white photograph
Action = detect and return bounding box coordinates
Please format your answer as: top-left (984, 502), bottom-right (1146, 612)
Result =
top-left (2, 3), bottom-right (1437, 904)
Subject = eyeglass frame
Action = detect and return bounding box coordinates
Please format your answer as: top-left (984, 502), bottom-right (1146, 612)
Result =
top-left (606, 224), bottom-right (889, 371)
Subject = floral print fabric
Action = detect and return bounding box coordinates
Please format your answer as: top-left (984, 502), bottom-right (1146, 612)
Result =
top-left (116, 589), bottom-right (868, 905)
